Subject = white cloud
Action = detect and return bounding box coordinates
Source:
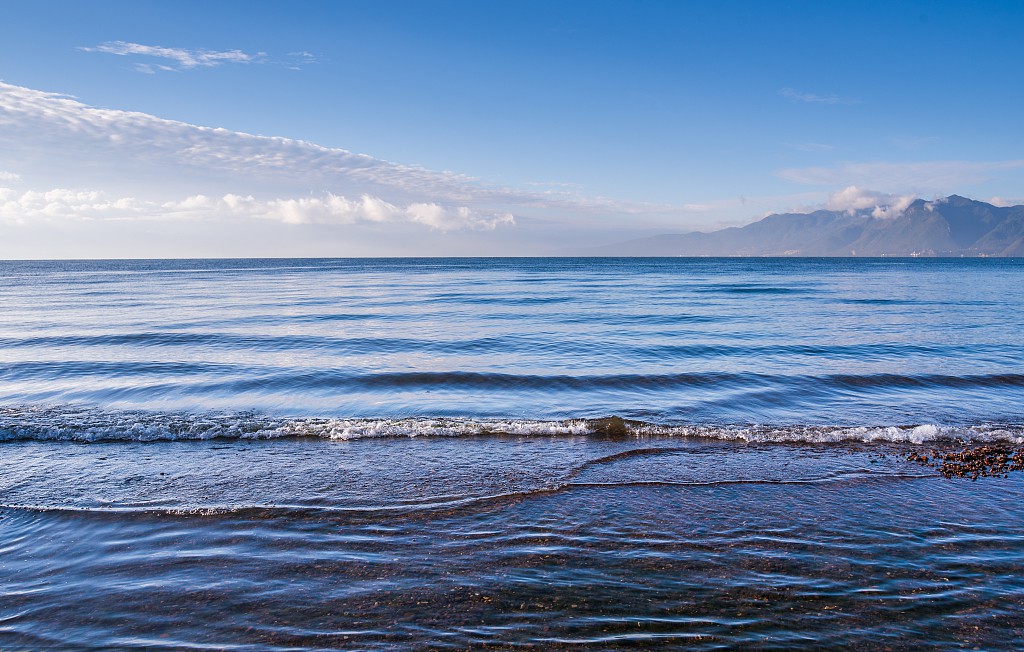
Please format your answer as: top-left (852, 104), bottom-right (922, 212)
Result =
top-left (0, 170), bottom-right (19, 181)
top-left (81, 41), bottom-right (265, 70)
top-left (779, 88), bottom-right (859, 105)
top-left (777, 160), bottom-right (1024, 193)
top-left (0, 186), bottom-right (514, 231)
top-left (203, 193), bottom-right (515, 230)
top-left (826, 186), bottom-right (917, 219)
top-left (0, 187), bottom-right (143, 223)
top-left (987, 196), bottom-right (1024, 208)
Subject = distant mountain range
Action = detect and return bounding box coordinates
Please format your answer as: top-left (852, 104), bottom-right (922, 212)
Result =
top-left (584, 195), bottom-right (1024, 257)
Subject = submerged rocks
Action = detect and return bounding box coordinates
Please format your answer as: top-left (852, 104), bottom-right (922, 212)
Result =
top-left (906, 445), bottom-right (1024, 480)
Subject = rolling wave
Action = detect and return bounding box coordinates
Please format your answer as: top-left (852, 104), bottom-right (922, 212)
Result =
top-left (2, 333), bottom-right (1010, 363)
top-left (4, 360), bottom-right (1024, 392)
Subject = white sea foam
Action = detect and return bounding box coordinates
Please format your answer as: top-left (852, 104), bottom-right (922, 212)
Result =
top-left (643, 422), bottom-right (1024, 445)
top-left (1, 406), bottom-right (1021, 445)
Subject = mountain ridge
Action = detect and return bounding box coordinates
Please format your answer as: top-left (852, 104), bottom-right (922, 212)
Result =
top-left (580, 195), bottom-right (1024, 257)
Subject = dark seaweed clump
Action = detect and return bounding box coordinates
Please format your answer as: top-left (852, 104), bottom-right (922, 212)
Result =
top-left (906, 445), bottom-right (1024, 480)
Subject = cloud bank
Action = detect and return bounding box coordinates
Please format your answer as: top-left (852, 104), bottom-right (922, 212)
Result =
top-left (0, 187), bottom-right (513, 231)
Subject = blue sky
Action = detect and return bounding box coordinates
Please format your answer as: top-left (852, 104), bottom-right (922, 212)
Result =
top-left (1, 0), bottom-right (1022, 256)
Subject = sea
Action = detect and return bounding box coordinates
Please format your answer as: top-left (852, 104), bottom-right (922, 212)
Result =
top-left (1, 257), bottom-right (1023, 650)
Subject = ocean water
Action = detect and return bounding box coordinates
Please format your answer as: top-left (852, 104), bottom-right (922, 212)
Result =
top-left (2, 257), bottom-right (1024, 649)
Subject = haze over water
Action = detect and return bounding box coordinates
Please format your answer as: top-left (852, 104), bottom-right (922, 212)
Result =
top-left (2, 258), bottom-right (1024, 649)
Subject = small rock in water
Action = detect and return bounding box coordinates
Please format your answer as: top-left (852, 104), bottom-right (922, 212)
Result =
top-left (586, 416), bottom-right (633, 436)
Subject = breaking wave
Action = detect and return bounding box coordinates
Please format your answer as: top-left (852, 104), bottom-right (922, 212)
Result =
top-left (1, 406), bottom-right (1021, 445)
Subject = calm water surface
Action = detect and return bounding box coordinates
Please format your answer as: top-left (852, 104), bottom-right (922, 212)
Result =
top-left (1, 258), bottom-right (1023, 649)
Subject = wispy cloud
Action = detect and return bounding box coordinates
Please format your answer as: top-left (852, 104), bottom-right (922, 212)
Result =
top-left (133, 63), bottom-right (178, 75)
top-left (0, 81), bottom-right (500, 203)
top-left (0, 187), bottom-right (514, 231)
top-left (0, 170), bottom-right (19, 181)
top-left (284, 51), bottom-right (323, 70)
top-left (80, 41), bottom-right (266, 71)
top-left (777, 160), bottom-right (1024, 192)
top-left (779, 87), bottom-right (859, 105)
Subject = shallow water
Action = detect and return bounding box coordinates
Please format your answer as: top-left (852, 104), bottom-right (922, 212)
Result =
top-left (4, 437), bottom-right (1024, 650)
top-left (2, 258), bottom-right (1023, 649)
